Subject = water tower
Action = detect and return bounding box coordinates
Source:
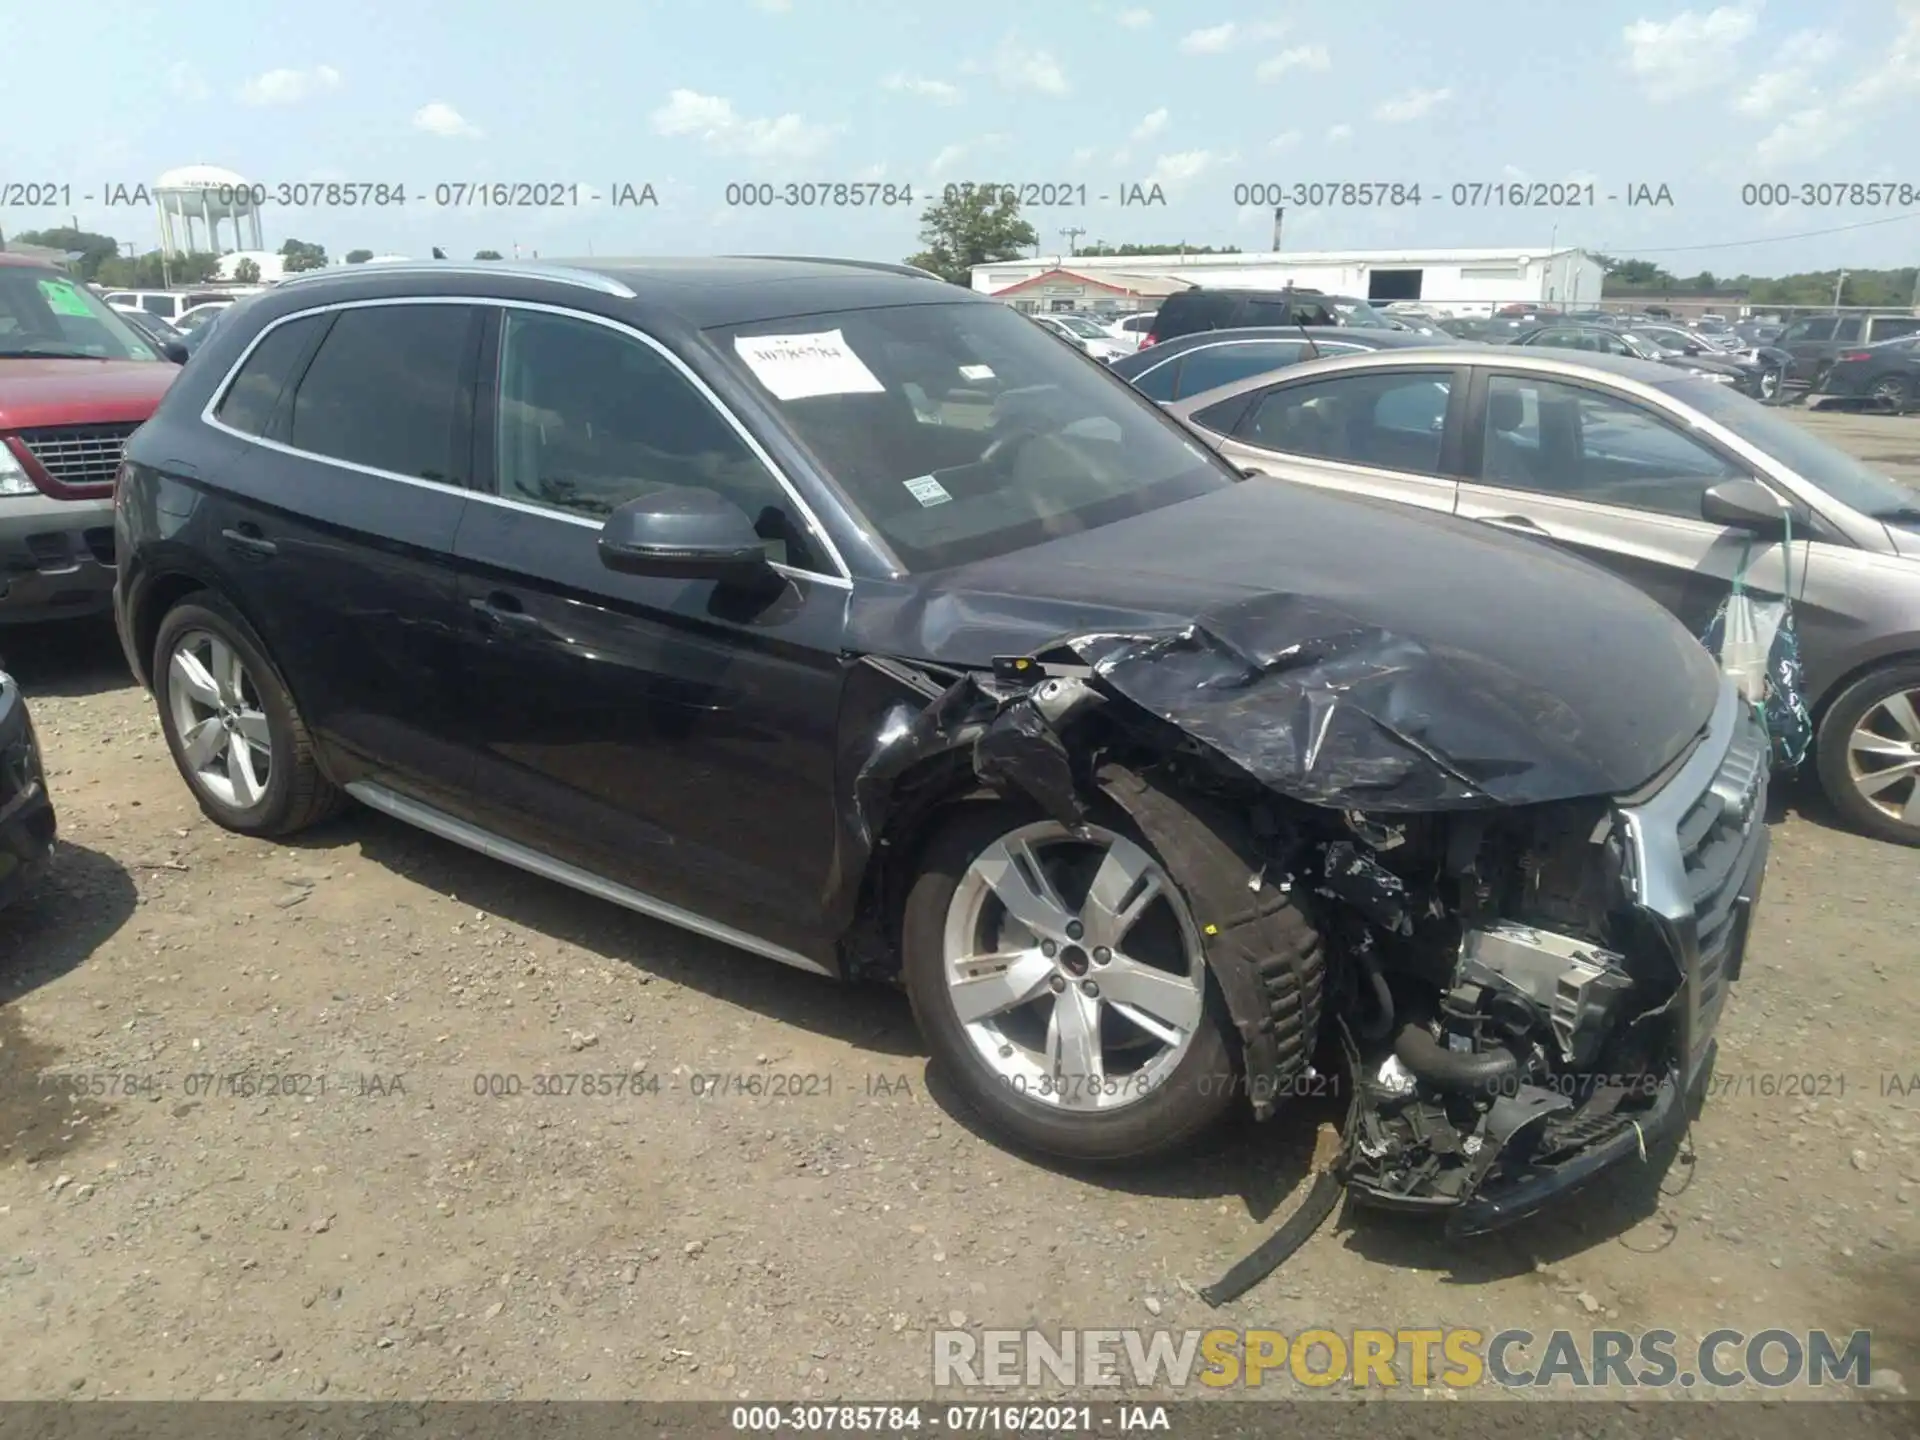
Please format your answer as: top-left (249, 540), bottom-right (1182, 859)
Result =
top-left (156, 165), bottom-right (265, 257)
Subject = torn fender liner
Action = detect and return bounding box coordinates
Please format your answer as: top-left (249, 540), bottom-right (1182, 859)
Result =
top-left (1096, 764), bottom-right (1324, 1121)
top-left (1067, 591), bottom-right (1707, 812)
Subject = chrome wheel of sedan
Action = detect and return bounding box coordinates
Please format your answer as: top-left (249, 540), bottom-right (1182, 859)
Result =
top-left (1757, 366), bottom-right (1782, 402)
top-left (941, 820), bottom-right (1207, 1112)
top-left (1847, 687), bottom-right (1920, 827)
top-left (167, 629), bottom-right (273, 810)
top-left (1871, 376), bottom-right (1912, 413)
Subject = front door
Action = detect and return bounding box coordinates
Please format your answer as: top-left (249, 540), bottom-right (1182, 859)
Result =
top-left (1454, 370), bottom-right (1811, 638)
top-left (449, 305), bottom-right (848, 959)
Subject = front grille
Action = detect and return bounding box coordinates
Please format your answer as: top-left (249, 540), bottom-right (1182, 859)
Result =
top-left (17, 422), bottom-right (141, 490)
top-left (1675, 713), bottom-right (1768, 1037)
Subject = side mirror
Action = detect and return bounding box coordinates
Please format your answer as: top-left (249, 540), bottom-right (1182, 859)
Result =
top-left (162, 340), bottom-right (190, 364)
top-left (1701, 478), bottom-right (1792, 534)
top-left (598, 485), bottom-right (771, 581)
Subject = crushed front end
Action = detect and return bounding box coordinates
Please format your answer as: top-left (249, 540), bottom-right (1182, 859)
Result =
top-left (1338, 679), bottom-right (1769, 1234)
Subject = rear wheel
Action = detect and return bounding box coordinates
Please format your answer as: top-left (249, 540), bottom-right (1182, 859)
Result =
top-left (153, 596), bottom-right (344, 837)
top-left (1870, 375), bottom-right (1913, 413)
top-left (1756, 365), bottom-right (1783, 403)
top-left (1815, 661), bottom-right (1920, 847)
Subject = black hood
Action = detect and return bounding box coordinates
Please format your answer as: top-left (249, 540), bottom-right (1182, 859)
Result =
top-left (1659, 351), bottom-right (1749, 378)
top-left (847, 479), bottom-right (1721, 811)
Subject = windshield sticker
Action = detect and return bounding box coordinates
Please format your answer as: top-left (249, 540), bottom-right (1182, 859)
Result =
top-left (37, 279), bottom-right (96, 318)
top-left (903, 475), bottom-right (952, 507)
top-left (732, 329), bottom-right (884, 401)
top-left (959, 363), bottom-right (995, 381)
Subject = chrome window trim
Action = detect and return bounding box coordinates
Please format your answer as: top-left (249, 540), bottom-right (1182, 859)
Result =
top-left (272, 261), bottom-right (638, 298)
top-left (198, 294), bottom-right (854, 588)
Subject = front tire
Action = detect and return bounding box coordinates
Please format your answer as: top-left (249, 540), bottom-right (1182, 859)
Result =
top-left (1815, 661), bottom-right (1920, 847)
top-left (152, 595), bottom-right (344, 837)
top-left (901, 797), bottom-right (1316, 1163)
top-left (1756, 365), bottom-right (1783, 404)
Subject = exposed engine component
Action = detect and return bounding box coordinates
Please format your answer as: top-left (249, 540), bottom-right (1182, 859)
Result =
top-left (1455, 922), bottom-right (1634, 1067)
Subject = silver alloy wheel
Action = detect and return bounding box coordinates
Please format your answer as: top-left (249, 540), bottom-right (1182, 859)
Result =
top-left (1758, 367), bottom-right (1781, 402)
top-left (1870, 377), bottom-right (1910, 411)
top-left (168, 629), bottom-right (273, 810)
top-left (941, 820), bottom-right (1207, 1112)
top-left (1846, 686), bottom-right (1920, 827)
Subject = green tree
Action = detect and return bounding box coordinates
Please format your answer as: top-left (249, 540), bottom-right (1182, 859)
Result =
top-left (92, 250), bottom-right (221, 287)
top-left (345, 249), bottom-right (374, 264)
top-left (233, 257), bottom-right (262, 284)
top-left (10, 227), bottom-right (122, 281)
top-left (474, 249), bottom-right (503, 260)
top-left (905, 187), bottom-right (1038, 285)
top-left (280, 238), bottom-right (328, 273)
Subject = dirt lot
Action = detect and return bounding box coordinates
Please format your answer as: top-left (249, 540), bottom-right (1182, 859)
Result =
top-left (1, 410), bottom-right (1917, 1405)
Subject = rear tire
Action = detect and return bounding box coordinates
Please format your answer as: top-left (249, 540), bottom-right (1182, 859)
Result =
top-left (1871, 375), bottom-right (1913, 414)
top-left (1815, 660), bottom-right (1920, 847)
top-left (152, 595), bottom-right (344, 838)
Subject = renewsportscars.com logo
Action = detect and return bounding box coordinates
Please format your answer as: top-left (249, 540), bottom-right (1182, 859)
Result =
top-left (932, 1327), bottom-right (1875, 1391)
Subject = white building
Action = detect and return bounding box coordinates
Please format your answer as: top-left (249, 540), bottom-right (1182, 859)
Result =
top-left (972, 247), bottom-right (1607, 315)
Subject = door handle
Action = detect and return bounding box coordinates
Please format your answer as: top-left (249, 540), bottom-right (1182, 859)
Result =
top-left (468, 592), bottom-right (544, 632)
top-left (1477, 514), bottom-right (1549, 534)
top-left (220, 525), bottom-right (276, 557)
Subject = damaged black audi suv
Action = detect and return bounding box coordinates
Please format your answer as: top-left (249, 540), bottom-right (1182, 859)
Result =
top-left (112, 257), bottom-right (1769, 1233)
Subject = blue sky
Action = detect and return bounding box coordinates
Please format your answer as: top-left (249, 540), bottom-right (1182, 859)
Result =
top-left (4, 0), bottom-right (1916, 273)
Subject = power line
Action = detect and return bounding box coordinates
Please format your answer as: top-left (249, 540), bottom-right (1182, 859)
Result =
top-left (1616, 209), bottom-right (1920, 255)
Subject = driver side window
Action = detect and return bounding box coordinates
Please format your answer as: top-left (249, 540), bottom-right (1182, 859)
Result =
top-left (494, 310), bottom-right (820, 569)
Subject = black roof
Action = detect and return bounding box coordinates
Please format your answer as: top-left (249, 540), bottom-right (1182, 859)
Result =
top-left (267, 256), bottom-right (970, 330)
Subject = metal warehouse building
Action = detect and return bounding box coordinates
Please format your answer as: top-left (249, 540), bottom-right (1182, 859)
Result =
top-left (972, 247), bottom-right (1607, 315)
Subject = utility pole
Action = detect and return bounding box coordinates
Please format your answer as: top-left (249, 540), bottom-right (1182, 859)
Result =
top-left (1272, 207), bottom-right (1284, 252)
top-left (1833, 269), bottom-right (1848, 310)
top-left (1060, 226), bottom-right (1085, 257)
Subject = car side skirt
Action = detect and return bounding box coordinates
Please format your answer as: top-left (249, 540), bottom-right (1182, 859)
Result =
top-left (343, 780), bottom-right (839, 979)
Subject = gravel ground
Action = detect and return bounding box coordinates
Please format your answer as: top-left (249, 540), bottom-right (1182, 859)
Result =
top-left (0, 409), bottom-right (1916, 1406)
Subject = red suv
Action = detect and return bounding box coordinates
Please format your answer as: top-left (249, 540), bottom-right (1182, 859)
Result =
top-left (1, 254), bottom-right (181, 625)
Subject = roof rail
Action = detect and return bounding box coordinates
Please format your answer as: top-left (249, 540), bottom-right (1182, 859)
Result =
top-left (729, 255), bottom-right (948, 283)
top-left (272, 260), bottom-right (635, 298)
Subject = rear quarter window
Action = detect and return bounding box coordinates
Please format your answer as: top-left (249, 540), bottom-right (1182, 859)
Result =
top-left (215, 314), bottom-right (330, 437)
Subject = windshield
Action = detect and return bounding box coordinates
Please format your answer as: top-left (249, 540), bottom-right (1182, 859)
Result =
top-left (1332, 298), bottom-right (1392, 327)
top-left (1666, 376), bottom-right (1920, 517)
top-left (1050, 316), bottom-right (1108, 339)
top-left (0, 267), bottom-right (162, 361)
top-left (1618, 332), bottom-right (1666, 360)
top-left (713, 301), bottom-right (1237, 571)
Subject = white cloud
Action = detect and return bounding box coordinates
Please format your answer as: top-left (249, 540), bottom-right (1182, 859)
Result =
top-left (1752, 106), bottom-right (1849, 165)
top-left (884, 73), bottom-right (963, 103)
top-left (1325, 123), bottom-right (1352, 142)
top-left (986, 36), bottom-right (1069, 94)
top-left (1256, 45), bottom-right (1330, 80)
top-left (1622, 3), bottom-right (1760, 99)
top-left (1131, 107), bottom-right (1169, 140)
top-left (929, 140), bottom-right (997, 178)
top-left (1071, 145), bottom-right (1097, 165)
top-left (1838, 3), bottom-right (1920, 110)
top-left (1733, 30), bottom-right (1842, 116)
top-left (1146, 149), bottom-right (1231, 187)
top-left (1268, 129), bottom-right (1301, 150)
top-left (168, 62), bottom-right (209, 101)
top-left (650, 88), bottom-right (841, 160)
top-left (1180, 22), bottom-right (1239, 53)
top-left (413, 101), bottom-right (482, 138)
top-left (238, 65), bottom-right (341, 106)
top-left (1117, 7), bottom-right (1152, 26)
top-left (1374, 86), bottom-right (1451, 121)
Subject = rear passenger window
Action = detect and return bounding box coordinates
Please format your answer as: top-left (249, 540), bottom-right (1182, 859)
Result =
top-left (215, 314), bottom-right (328, 437)
top-left (1172, 341), bottom-right (1306, 399)
top-left (1873, 318), bottom-right (1920, 342)
top-left (288, 305), bottom-right (477, 482)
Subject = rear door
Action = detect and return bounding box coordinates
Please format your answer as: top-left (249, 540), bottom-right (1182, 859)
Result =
top-left (447, 304), bottom-right (848, 959)
top-left (1453, 367), bottom-right (1810, 635)
top-left (205, 299), bottom-right (484, 812)
top-left (1776, 316), bottom-right (1840, 384)
top-left (1199, 365), bottom-right (1468, 513)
